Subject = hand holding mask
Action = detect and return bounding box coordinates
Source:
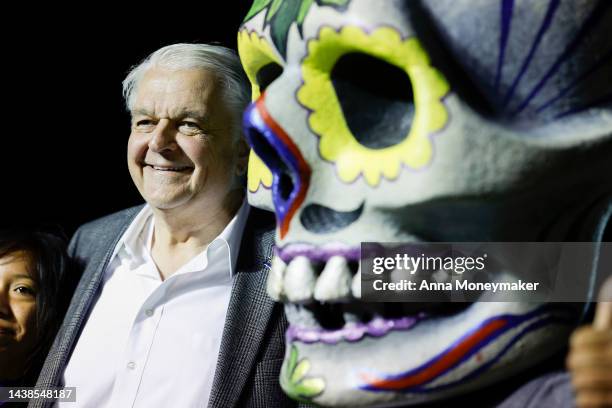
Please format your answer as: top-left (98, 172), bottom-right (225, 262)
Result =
top-left (568, 277), bottom-right (612, 408)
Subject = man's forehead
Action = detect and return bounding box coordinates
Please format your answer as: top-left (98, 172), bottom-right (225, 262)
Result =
top-left (138, 68), bottom-right (216, 95)
top-left (131, 68), bottom-right (219, 118)
top-left (130, 106), bottom-right (209, 120)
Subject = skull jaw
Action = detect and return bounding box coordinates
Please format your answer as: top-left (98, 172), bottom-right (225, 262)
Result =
top-left (279, 301), bottom-right (575, 407)
top-left (267, 193), bottom-right (611, 406)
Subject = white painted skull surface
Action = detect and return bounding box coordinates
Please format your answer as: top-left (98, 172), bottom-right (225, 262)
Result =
top-left (238, 0), bottom-right (612, 406)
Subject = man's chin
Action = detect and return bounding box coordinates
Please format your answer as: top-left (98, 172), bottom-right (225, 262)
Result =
top-left (143, 191), bottom-right (193, 211)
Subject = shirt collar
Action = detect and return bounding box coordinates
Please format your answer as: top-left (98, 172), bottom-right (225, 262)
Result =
top-left (217, 198), bottom-right (250, 278)
top-left (114, 199), bottom-right (250, 279)
top-left (114, 206), bottom-right (154, 267)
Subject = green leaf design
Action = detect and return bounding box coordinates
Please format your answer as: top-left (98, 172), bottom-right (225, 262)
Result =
top-left (281, 345), bottom-right (326, 402)
top-left (266, 0), bottom-right (285, 22)
top-left (296, 378), bottom-right (325, 395)
top-left (242, 0), bottom-right (353, 59)
top-left (296, 0), bottom-right (315, 29)
top-left (269, 0), bottom-right (302, 57)
top-left (287, 343), bottom-right (299, 372)
top-left (317, 0), bottom-right (349, 6)
top-left (291, 359), bottom-right (311, 383)
top-left (244, 0), bottom-right (272, 22)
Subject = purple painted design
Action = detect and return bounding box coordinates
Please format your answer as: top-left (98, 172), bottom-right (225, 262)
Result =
top-left (495, 0), bottom-right (514, 91)
top-left (535, 48), bottom-right (612, 113)
top-left (512, 0), bottom-right (611, 116)
top-left (275, 242), bottom-right (361, 263)
top-left (359, 305), bottom-right (575, 393)
top-left (502, 0), bottom-right (560, 108)
top-left (287, 315), bottom-right (424, 345)
top-left (424, 315), bottom-right (571, 393)
top-left (243, 102), bottom-right (305, 235)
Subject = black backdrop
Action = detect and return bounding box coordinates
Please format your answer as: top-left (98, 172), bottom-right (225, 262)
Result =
top-left (1, 3), bottom-right (609, 242)
top-left (1, 2), bottom-right (253, 236)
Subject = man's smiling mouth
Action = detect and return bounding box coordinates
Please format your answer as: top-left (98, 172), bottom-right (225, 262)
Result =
top-left (144, 163), bottom-right (194, 172)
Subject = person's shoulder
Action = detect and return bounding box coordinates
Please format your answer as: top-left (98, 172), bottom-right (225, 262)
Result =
top-left (497, 371), bottom-right (574, 408)
top-left (236, 207), bottom-right (276, 266)
top-left (245, 206), bottom-right (275, 233)
top-left (70, 205), bottom-right (144, 252)
top-left (77, 205), bottom-right (144, 236)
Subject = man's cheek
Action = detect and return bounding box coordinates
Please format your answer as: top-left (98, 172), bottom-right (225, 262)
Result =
top-left (127, 133), bottom-right (148, 164)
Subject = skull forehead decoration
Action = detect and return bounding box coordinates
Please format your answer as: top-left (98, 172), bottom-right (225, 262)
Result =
top-left (239, 0), bottom-right (612, 406)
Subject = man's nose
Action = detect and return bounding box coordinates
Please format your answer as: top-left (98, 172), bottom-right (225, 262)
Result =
top-left (148, 120), bottom-right (178, 153)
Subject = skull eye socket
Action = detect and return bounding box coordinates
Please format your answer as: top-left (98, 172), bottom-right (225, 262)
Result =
top-left (238, 30), bottom-right (279, 192)
top-left (331, 52), bottom-right (415, 149)
top-left (257, 62), bottom-right (283, 93)
top-left (298, 26), bottom-right (450, 186)
top-left (238, 30), bottom-right (284, 101)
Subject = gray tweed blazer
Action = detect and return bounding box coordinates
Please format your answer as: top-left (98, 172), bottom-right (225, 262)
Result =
top-left (29, 205), bottom-right (299, 408)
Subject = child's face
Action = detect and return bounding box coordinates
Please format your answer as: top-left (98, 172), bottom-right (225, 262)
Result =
top-left (0, 250), bottom-right (38, 380)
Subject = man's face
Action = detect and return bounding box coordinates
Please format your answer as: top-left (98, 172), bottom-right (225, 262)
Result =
top-left (0, 251), bottom-right (38, 379)
top-left (128, 68), bottom-right (242, 212)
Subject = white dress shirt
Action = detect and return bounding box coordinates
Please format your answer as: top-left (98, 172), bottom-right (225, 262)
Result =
top-left (60, 201), bottom-right (250, 408)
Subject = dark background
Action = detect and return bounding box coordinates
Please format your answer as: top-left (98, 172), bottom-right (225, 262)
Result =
top-left (1, 2), bottom-right (253, 237)
top-left (1, 3), bottom-right (609, 243)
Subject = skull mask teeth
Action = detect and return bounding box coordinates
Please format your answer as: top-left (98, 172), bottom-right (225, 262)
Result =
top-left (267, 254), bottom-right (358, 304)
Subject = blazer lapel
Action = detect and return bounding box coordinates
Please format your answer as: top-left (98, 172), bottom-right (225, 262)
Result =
top-left (208, 211), bottom-right (277, 408)
top-left (33, 207), bottom-right (142, 392)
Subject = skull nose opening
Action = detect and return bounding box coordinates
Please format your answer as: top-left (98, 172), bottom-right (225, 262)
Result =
top-left (247, 127), bottom-right (296, 202)
top-left (279, 173), bottom-right (294, 202)
top-left (243, 96), bottom-right (311, 238)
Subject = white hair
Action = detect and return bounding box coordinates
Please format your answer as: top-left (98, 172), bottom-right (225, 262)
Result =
top-left (122, 43), bottom-right (251, 141)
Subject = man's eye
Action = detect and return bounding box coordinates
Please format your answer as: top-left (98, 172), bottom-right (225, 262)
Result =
top-left (179, 122), bottom-right (202, 132)
top-left (135, 119), bottom-right (155, 128)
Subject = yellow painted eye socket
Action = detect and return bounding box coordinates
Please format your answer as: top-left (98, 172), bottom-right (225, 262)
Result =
top-left (247, 150), bottom-right (273, 192)
top-left (238, 29), bottom-right (284, 101)
top-left (298, 26), bottom-right (450, 187)
top-left (238, 29), bottom-right (280, 192)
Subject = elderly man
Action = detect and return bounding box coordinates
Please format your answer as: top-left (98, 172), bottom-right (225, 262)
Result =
top-left (30, 44), bottom-right (295, 408)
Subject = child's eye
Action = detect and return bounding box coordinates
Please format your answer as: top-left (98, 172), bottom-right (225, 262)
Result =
top-left (15, 286), bottom-right (36, 296)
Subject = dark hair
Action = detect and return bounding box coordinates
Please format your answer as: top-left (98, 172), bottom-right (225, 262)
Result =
top-left (0, 227), bottom-right (78, 383)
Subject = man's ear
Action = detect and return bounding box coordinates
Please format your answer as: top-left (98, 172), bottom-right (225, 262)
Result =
top-left (235, 138), bottom-right (250, 177)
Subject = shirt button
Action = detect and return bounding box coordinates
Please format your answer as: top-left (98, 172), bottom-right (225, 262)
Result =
top-left (145, 309), bottom-right (154, 317)
top-left (127, 361), bottom-right (136, 370)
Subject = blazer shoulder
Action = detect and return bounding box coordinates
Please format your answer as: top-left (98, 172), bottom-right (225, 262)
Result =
top-left (245, 207), bottom-right (276, 235)
top-left (244, 207), bottom-right (276, 246)
top-left (77, 205), bottom-right (144, 235)
top-left (70, 205), bottom-right (144, 258)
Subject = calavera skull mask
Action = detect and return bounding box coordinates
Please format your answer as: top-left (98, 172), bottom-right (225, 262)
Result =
top-left (239, 0), bottom-right (612, 406)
